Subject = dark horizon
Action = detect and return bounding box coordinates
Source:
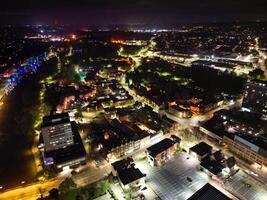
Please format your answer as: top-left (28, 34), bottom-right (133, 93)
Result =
top-left (1, 20), bottom-right (267, 30)
top-left (0, 0), bottom-right (267, 26)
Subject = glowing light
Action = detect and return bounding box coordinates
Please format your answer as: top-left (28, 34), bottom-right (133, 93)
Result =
top-left (111, 39), bottom-right (125, 44)
top-left (104, 131), bottom-right (109, 140)
top-left (3, 52), bottom-right (48, 95)
top-left (71, 34), bottom-right (77, 40)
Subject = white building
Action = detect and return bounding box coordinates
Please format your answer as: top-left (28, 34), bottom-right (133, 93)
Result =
top-left (41, 113), bottom-right (74, 152)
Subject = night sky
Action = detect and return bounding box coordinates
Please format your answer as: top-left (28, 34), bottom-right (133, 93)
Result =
top-left (0, 0), bottom-right (267, 25)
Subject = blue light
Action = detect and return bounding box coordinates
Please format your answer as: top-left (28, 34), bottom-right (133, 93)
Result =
top-left (3, 52), bottom-right (48, 95)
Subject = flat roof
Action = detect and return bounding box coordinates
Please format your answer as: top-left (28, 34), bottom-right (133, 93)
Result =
top-left (187, 183), bottom-right (231, 200)
top-left (117, 167), bottom-right (146, 185)
top-left (189, 142), bottom-right (212, 157)
top-left (111, 157), bottom-right (134, 171)
top-left (44, 122), bottom-right (87, 165)
top-left (147, 138), bottom-right (175, 158)
top-left (200, 157), bottom-right (224, 175)
top-left (42, 112), bottom-right (70, 127)
top-left (192, 60), bottom-right (236, 69)
top-left (202, 109), bottom-right (267, 151)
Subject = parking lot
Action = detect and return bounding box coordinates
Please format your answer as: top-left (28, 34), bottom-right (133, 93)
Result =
top-left (136, 153), bottom-right (209, 200)
top-left (224, 170), bottom-right (267, 200)
top-left (136, 152), bottom-right (267, 200)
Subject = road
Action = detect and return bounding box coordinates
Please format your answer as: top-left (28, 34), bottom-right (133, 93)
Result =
top-left (72, 164), bottom-right (111, 187)
top-left (166, 98), bottom-right (242, 127)
top-left (0, 130), bottom-right (166, 200)
top-left (0, 40), bottom-right (263, 200)
top-left (0, 179), bottom-right (61, 200)
top-left (2, 124), bottom-right (265, 200)
top-left (0, 162), bottom-right (110, 200)
top-left (175, 128), bottom-right (267, 200)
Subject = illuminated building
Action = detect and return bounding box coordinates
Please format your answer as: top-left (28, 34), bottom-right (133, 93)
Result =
top-left (223, 134), bottom-right (267, 168)
top-left (167, 105), bottom-right (192, 118)
top-left (147, 138), bottom-right (179, 167)
top-left (91, 118), bottom-right (151, 161)
top-left (56, 95), bottom-right (76, 113)
top-left (41, 113), bottom-right (74, 152)
top-left (242, 80), bottom-right (267, 117)
top-left (201, 109), bottom-right (267, 169)
top-left (189, 142), bottom-right (212, 161)
top-left (111, 158), bottom-right (146, 190)
top-left (41, 113), bottom-right (87, 169)
top-left (3, 52), bottom-right (48, 95)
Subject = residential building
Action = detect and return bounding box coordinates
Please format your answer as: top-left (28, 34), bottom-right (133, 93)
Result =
top-left (147, 138), bottom-right (179, 166)
top-left (242, 80), bottom-right (267, 117)
top-left (189, 142), bottom-right (212, 161)
top-left (111, 158), bottom-right (146, 190)
top-left (92, 119), bottom-right (150, 161)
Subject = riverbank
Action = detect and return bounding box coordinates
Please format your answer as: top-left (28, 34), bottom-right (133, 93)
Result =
top-left (0, 58), bottom-right (58, 190)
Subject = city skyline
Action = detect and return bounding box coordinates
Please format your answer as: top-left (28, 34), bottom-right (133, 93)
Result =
top-left (0, 1), bottom-right (267, 200)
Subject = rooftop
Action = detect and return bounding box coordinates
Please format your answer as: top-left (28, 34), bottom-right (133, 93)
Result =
top-left (42, 112), bottom-right (70, 127)
top-left (202, 109), bottom-right (267, 152)
top-left (44, 122), bottom-right (87, 165)
top-left (187, 183), bottom-right (231, 200)
top-left (117, 167), bottom-right (146, 186)
top-left (200, 157), bottom-right (224, 175)
top-left (147, 138), bottom-right (176, 158)
top-left (92, 119), bottom-right (149, 152)
top-left (189, 142), bottom-right (212, 157)
top-left (111, 157), bottom-right (134, 171)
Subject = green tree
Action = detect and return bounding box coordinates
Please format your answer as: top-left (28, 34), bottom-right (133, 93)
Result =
top-left (36, 167), bottom-right (57, 180)
top-left (49, 188), bottom-right (59, 200)
top-left (59, 178), bottom-right (77, 195)
top-left (249, 68), bottom-right (265, 80)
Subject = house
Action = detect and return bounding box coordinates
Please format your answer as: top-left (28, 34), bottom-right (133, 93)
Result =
top-left (111, 158), bottom-right (146, 190)
top-left (147, 138), bottom-right (178, 166)
top-left (189, 142), bottom-right (212, 161)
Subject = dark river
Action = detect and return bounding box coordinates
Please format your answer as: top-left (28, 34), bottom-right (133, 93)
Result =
top-left (0, 58), bottom-right (57, 190)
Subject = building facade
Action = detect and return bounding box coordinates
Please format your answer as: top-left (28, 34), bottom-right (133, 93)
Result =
top-left (242, 80), bottom-right (267, 117)
top-left (147, 138), bottom-right (179, 167)
top-left (41, 113), bottom-right (74, 152)
top-left (223, 135), bottom-right (267, 168)
top-left (41, 113), bottom-right (87, 170)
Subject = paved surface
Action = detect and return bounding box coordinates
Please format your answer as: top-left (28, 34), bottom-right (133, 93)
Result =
top-left (224, 170), bottom-right (267, 200)
top-left (136, 152), bottom-right (267, 200)
top-left (72, 164), bottom-right (111, 187)
top-left (0, 179), bottom-right (61, 200)
top-left (136, 153), bottom-right (209, 200)
top-left (135, 152), bottom-right (267, 200)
